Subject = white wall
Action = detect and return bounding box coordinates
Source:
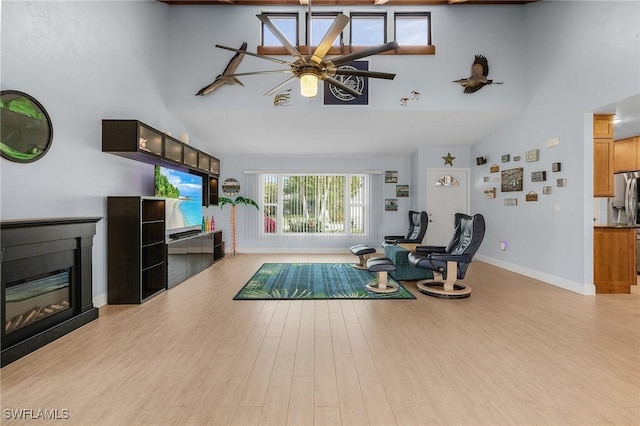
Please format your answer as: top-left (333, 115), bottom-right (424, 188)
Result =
top-left (0, 1), bottom-right (192, 306)
top-left (471, 1), bottom-right (640, 294)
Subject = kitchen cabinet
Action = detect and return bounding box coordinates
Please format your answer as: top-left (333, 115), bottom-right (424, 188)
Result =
top-left (614, 136), bottom-right (640, 173)
top-left (593, 114), bottom-right (615, 197)
top-left (594, 226), bottom-right (637, 293)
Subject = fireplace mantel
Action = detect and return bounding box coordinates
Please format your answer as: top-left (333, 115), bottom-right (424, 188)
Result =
top-left (1, 217), bottom-right (102, 367)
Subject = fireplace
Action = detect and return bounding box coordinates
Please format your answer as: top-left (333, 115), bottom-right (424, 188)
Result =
top-left (1, 217), bottom-right (101, 367)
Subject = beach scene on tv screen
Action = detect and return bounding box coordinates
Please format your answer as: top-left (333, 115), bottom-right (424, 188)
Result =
top-left (155, 167), bottom-right (202, 230)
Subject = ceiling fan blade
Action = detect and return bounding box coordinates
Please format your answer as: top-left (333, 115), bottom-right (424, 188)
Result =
top-left (257, 14), bottom-right (306, 63)
top-left (329, 69), bottom-right (396, 80)
top-left (310, 14), bottom-right (350, 64)
top-left (325, 41), bottom-right (399, 68)
top-left (323, 76), bottom-right (362, 97)
top-left (227, 70), bottom-right (293, 78)
top-left (264, 76), bottom-right (297, 96)
top-left (216, 44), bottom-right (294, 67)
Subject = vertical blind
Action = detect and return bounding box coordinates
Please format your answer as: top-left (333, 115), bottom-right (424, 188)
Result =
top-left (244, 172), bottom-right (382, 241)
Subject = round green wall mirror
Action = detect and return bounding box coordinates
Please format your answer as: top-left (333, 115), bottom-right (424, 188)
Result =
top-left (222, 178), bottom-right (240, 196)
top-left (0, 90), bottom-right (53, 163)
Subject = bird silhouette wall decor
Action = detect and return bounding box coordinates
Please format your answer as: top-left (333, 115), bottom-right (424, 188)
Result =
top-left (453, 55), bottom-right (503, 94)
top-left (196, 42), bottom-right (248, 96)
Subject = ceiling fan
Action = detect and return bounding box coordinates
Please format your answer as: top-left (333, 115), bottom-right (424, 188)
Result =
top-left (214, 9), bottom-right (399, 98)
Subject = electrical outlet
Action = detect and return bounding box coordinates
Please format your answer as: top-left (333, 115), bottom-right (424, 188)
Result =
top-left (500, 241), bottom-right (508, 251)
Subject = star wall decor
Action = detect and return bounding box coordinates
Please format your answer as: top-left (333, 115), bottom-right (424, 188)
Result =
top-left (443, 152), bottom-right (456, 166)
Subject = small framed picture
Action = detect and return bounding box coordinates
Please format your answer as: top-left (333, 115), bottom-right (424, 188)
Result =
top-left (557, 178), bottom-right (567, 187)
top-left (543, 186), bottom-right (552, 194)
top-left (513, 155), bottom-right (521, 162)
top-left (504, 198), bottom-right (518, 206)
top-left (501, 154), bottom-right (510, 163)
top-left (385, 171), bottom-right (398, 183)
top-left (385, 199), bottom-right (398, 211)
top-left (396, 184), bottom-right (409, 197)
top-left (526, 149), bottom-right (540, 162)
top-left (552, 162), bottom-right (562, 172)
top-left (531, 171), bottom-right (547, 182)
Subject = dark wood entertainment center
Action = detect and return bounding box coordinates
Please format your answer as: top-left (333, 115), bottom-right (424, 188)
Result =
top-left (102, 120), bottom-right (223, 304)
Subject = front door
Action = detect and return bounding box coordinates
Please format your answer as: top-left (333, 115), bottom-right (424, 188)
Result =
top-left (425, 168), bottom-right (470, 246)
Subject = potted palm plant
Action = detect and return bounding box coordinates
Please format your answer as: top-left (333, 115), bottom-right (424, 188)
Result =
top-left (219, 196), bottom-right (259, 255)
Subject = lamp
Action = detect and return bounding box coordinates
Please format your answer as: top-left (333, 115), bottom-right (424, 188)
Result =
top-left (300, 72), bottom-right (319, 98)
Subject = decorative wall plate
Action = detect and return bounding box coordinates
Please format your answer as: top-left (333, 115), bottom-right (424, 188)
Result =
top-left (0, 90), bottom-right (53, 163)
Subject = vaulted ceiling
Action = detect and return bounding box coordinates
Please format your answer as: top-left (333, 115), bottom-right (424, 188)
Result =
top-left (157, 0), bottom-right (549, 156)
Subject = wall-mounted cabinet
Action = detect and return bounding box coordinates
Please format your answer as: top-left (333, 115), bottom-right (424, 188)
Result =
top-left (614, 136), bottom-right (639, 173)
top-left (103, 119), bottom-right (220, 205)
top-left (593, 114), bottom-right (614, 197)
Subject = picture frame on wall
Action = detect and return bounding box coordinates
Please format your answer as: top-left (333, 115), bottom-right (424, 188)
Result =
top-left (501, 167), bottom-right (524, 192)
top-left (385, 199), bottom-right (398, 211)
top-left (385, 171), bottom-right (398, 183)
top-left (396, 184), bottom-right (409, 197)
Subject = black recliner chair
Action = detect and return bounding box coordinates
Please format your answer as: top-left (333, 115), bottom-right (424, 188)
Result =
top-left (407, 213), bottom-right (485, 299)
top-left (383, 210), bottom-right (429, 245)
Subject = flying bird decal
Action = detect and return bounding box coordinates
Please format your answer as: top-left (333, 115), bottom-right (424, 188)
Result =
top-left (196, 42), bottom-right (248, 96)
top-left (453, 55), bottom-right (503, 94)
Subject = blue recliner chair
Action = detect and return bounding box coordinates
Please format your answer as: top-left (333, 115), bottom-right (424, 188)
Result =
top-left (407, 213), bottom-right (485, 299)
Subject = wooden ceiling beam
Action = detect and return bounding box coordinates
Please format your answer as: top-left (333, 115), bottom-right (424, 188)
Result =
top-left (157, 0), bottom-right (539, 5)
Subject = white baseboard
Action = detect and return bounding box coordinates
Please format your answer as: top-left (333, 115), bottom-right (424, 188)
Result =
top-left (474, 254), bottom-right (596, 295)
top-left (94, 292), bottom-right (108, 308)
top-left (230, 247), bottom-right (366, 254)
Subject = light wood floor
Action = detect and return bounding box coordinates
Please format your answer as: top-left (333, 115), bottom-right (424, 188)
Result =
top-left (1, 253), bottom-right (639, 426)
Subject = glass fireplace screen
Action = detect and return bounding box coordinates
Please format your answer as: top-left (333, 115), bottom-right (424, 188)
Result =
top-left (4, 269), bottom-right (71, 334)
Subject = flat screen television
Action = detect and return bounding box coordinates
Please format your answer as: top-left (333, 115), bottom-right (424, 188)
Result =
top-left (154, 165), bottom-right (203, 236)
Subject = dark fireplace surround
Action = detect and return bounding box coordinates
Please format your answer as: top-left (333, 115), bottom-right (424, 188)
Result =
top-left (1, 217), bottom-right (101, 367)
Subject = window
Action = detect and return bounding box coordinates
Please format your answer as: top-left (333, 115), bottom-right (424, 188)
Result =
top-left (261, 13), bottom-right (298, 47)
top-left (261, 174), bottom-right (366, 236)
top-left (306, 12), bottom-right (342, 47)
top-left (350, 13), bottom-right (387, 46)
top-left (394, 12), bottom-right (431, 46)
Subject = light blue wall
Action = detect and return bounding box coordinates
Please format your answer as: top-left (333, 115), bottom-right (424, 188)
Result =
top-left (218, 154), bottom-right (411, 251)
top-left (0, 1), bottom-right (192, 305)
top-left (1, 1), bottom-right (638, 306)
top-left (471, 1), bottom-right (640, 294)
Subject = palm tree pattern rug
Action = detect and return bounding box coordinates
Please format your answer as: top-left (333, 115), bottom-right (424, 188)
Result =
top-left (234, 263), bottom-right (416, 300)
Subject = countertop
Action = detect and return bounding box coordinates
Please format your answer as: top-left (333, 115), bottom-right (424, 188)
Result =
top-left (594, 224), bottom-right (640, 229)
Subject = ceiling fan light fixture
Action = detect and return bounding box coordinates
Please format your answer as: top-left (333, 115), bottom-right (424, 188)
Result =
top-left (300, 72), bottom-right (319, 98)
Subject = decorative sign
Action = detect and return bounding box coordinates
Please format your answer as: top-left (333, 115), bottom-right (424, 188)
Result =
top-left (501, 154), bottom-right (510, 163)
top-left (490, 164), bottom-right (500, 173)
top-left (552, 162), bottom-right (562, 172)
top-left (222, 178), bottom-right (240, 196)
top-left (484, 188), bottom-right (497, 199)
top-left (543, 186), bottom-right (552, 194)
top-left (531, 171), bottom-right (547, 182)
top-left (504, 198), bottom-right (518, 206)
top-left (396, 184), bottom-right (409, 197)
top-left (526, 149), bottom-right (540, 162)
top-left (513, 155), bottom-right (521, 162)
top-left (385, 170), bottom-right (398, 183)
top-left (323, 61), bottom-right (368, 105)
top-left (476, 156), bottom-right (487, 165)
top-left (525, 191), bottom-right (539, 202)
top-left (385, 199), bottom-right (398, 211)
top-left (557, 178), bottom-right (567, 187)
top-left (501, 167), bottom-right (524, 192)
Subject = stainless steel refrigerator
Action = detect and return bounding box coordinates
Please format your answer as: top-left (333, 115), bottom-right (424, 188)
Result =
top-left (613, 172), bottom-right (640, 273)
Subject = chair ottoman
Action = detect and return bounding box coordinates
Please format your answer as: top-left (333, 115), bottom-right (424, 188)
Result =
top-left (383, 244), bottom-right (434, 281)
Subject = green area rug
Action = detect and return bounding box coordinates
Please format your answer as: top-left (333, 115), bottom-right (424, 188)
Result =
top-left (234, 263), bottom-right (416, 300)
